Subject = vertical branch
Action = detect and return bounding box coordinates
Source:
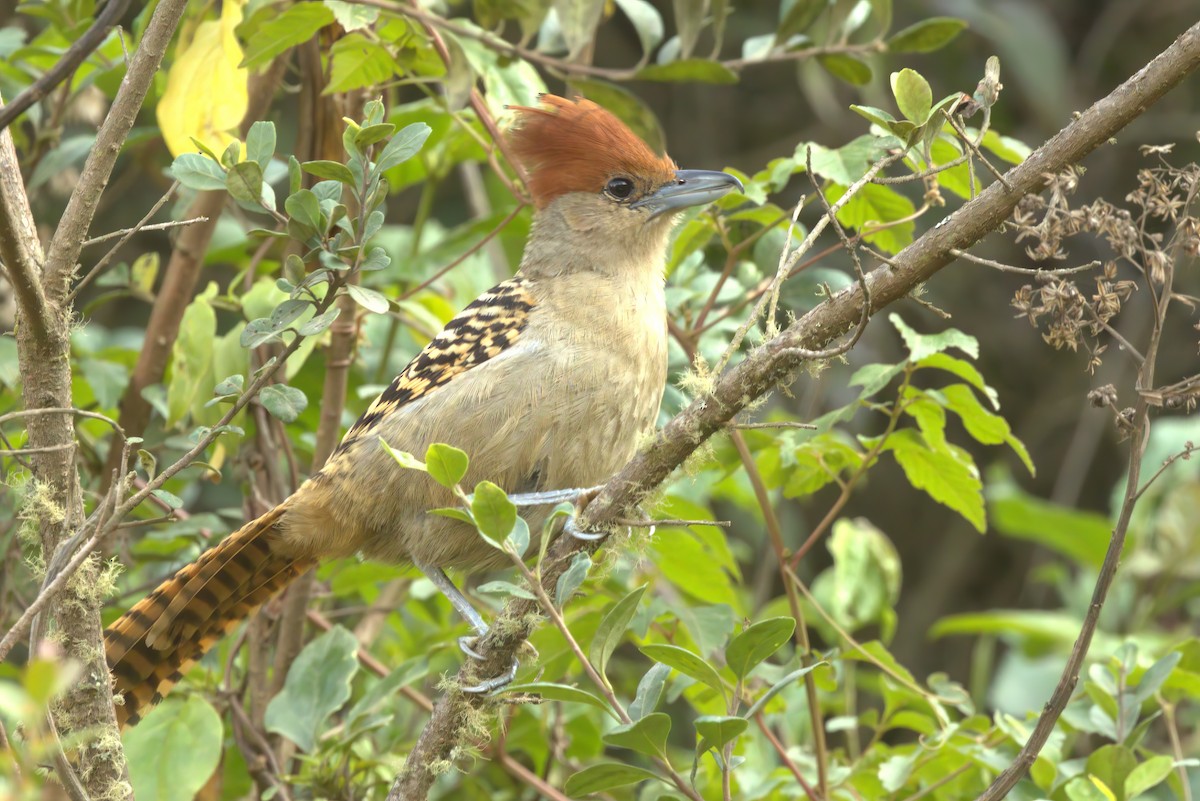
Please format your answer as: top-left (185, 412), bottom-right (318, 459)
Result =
top-left (102, 57), bottom-right (290, 487)
top-left (3, 0), bottom-right (190, 797)
top-left (0, 97), bottom-right (48, 341)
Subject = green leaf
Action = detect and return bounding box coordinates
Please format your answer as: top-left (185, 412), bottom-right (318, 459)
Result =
top-left (1087, 745), bottom-right (1137, 801)
top-left (285, 189), bottom-right (323, 233)
top-left (818, 53), bottom-right (872, 85)
top-left (343, 656), bottom-right (428, 731)
top-left (259, 384), bottom-right (308, 423)
top-left (742, 663), bottom-right (825, 719)
top-left (477, 579), bottom-right (536, 600)
top-left (1124, 755), bottom-right (1174, 799)
top-left (327, 34), bottom-right (395, 94)
top-left (471, 480), bottom-right (517, 544)
top-left (634, 59), bottom-right (739, 84)
top-left (346, 284), bottom-right (390, 313)
top-left (152, 489), bottom-right (183, 510)
top-left (940, 384), bottom-right (1034, 473)
top-left (298, 307), bottom-right (341, 336)
top-left (565, 763), bottom-right (661, 795)
top-left (28, 134), bottom-right (94, 190)
top-left (887, 16), bottom-right (967, 53)
top-left (245, 121), bottom-right (275, 167)
top-left (240, 2), bottom-right (335, 69)
top-left (590, 584), bottom-right (647, 680)
top-left (812, 519), bottom-right (902, 637)
top-left (1132, 652), bottom-right (1181, 704)
top-left (264, 626), bottom-right (359, 751)
top-left (629, 663), bottom-right (670, 719)
top-left (376, 122), bottom-right (432, 172)
top-left (915, 352), bottom-right (998, 408)
top-left (879, 751), bottom-right (918, 792)
top-left (502, 682), bottom-right (616, 717)
top-left (890, 68), bottom-right (932, 123)
top-left (124, 696), bottom-right (223, 801)
top-left (886, 429), bottom-right (984, 531)
top-left (354, 122), bottom-right (397, 148)
top-left (170, 153), bottom-right (226, 191)
top-left (639, 643), bottom-right (727, 699)
top-left (695, 714), bottom-right (748, 750)
top-left (302, 159), bottom-right (355, 184)
top-left (360, 246), bottom-right (390, 272)
top-left (324, 0), bottom-right (378, 30)
top-left (425, 443), bottom-right (469, 487)
top-left (506, 516), bottom-right (530, 557)
top-left (603, 712), bottom-right (671, 756)
top-left (890, 313), bottom-right (979, 361)
top-left (225, 160), bottom-right (264, 205)
top-left (850, 104), bottom-right (899, 130)
top-left (805, 135), bottom-right (890, 185)
top-left (725, 617), bottom-right (795, 679)
top-left (556, 551), bottom-right (591, 605)
top-left (778, 0), bottom-right (826, 39)
top-left (849, 362), bottom-right (904, 399)
top-left (825, 183), bottom-right (915, 254)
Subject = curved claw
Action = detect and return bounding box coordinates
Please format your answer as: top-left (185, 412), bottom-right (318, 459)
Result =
top-left (565, 517), bottom-right (606, 541)
top-left (457, 635), bottom-right (519, 694)
top-left (461, 656), bottom-right (519, 694)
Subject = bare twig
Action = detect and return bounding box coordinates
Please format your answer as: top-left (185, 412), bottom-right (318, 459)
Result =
top-left (950, 248), bottom-right (1101, 276)
top-left (0, 0), bottom-right (133, 132)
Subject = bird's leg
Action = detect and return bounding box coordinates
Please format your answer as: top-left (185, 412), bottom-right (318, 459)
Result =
top-left (505, 485), bottom-right (611, 540)
top-left (504, 485), bottom-right (604, 507)
top-left (414, 561), bottom-right (519, 694)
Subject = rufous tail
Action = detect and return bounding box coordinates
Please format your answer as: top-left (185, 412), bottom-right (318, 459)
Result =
top-left (104, 501), bottom-right (316, 728)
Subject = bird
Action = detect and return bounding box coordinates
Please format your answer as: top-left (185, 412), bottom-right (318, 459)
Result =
top-left (103, 94), bottom-right (742, 728)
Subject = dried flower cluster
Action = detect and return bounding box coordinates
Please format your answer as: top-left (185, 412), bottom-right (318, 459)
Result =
top-left (1009, 150), bottom-right (1200, 375)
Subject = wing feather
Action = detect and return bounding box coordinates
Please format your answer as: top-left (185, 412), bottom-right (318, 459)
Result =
top-left (339, 277), bottom-right (536, 445)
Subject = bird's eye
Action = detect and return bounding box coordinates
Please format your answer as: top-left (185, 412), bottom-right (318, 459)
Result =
top-left (605, 177), bottom-right (635, 200)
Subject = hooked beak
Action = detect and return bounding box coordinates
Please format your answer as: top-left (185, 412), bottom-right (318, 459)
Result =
top-left (631, 170), bottom-right (744, 218)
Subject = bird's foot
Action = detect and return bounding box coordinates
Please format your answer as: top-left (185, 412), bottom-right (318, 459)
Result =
top-left (506, 486), bottom-right (611, 540)
top-left (417, 560), bottom-right (522, 694)
top-left (457, 633), bottom-right (520, 694)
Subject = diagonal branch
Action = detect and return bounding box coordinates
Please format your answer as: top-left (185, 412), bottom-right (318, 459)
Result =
top-left (0, 92), bottom-right (49, 343)
top-left (393, 19), bottom-right (1200, 800)
top-left (42, 0), bottom-right (187, 301)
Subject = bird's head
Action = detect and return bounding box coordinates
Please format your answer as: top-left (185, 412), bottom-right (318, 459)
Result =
top-left (507, 95), bottom-right (742, 273)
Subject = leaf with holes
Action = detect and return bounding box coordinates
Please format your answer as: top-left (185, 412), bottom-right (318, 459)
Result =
top-left (259, 384), bottom-right (307, 423)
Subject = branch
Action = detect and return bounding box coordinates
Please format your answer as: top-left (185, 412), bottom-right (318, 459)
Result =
top-left (0, 92), bottom-right (49, 343)
top-left (100, 56), bottom-right (290, 490)
top-left (42, 0), bottom-right (186, 301)
top-left (395, 19), bottom-right (1200, 798)
top-left (0, 0), bottom-right (133, 132)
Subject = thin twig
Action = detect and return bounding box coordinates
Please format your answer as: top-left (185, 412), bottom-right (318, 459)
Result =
top-left (68, 178), bottom-right (182, 303)
top-left (949, 248), bottom-right (1101, 276)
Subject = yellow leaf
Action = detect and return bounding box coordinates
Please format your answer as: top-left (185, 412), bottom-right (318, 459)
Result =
top-left (1089, 776), bottom-right (1118, 801)
top-left (157, 0), bottom-right (249, 158)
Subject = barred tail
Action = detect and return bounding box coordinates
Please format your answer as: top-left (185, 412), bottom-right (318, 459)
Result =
top-left (104, 502), bottom-right (316, 727)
